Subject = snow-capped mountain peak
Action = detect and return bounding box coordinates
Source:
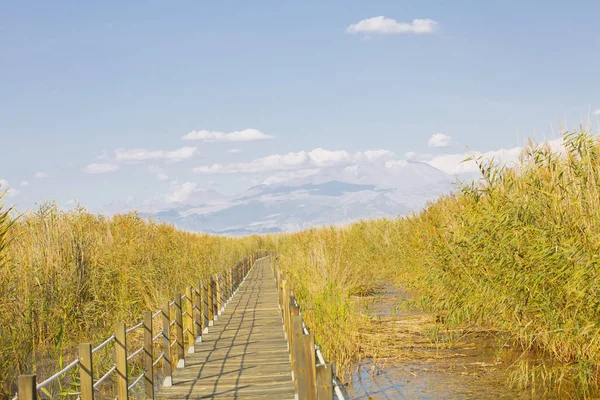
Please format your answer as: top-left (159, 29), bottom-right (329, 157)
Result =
top-left (140, 161), bottom-right (455, 234)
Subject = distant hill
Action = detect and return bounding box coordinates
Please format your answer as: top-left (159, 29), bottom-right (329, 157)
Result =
top-left (140, 161), bottom-right (456, 234)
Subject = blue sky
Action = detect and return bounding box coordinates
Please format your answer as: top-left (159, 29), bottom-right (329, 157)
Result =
top-left (1, 1), bottom-right (599, 211)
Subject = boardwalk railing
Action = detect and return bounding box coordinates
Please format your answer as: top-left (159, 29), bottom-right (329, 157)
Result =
top-left (271, 254), bottom-right (346, 400)
top-left (13, 251), bottom-right (267, 400)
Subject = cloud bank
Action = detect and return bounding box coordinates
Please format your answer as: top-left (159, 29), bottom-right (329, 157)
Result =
top-left (346, 17), bottom-right (438, 35)
top-left (193, 149), bottom-right (395, 174)
top-left (115, 146), bottom-right (197, 163)
top-left (83, 146), bottom-right (197, 174)
top-left (183, 129), bottom-right (274, 142)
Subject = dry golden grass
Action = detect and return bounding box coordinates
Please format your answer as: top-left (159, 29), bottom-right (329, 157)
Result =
top-left (0, 203), bottom-right (265, 397)
top-left (3, 129), bottom-right (600, 397)
top-left (272, 130), bottom-right (600, 396)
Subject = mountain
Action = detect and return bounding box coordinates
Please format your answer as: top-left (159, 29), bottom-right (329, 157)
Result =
top-left (142, 161), bottom-right (456, 234)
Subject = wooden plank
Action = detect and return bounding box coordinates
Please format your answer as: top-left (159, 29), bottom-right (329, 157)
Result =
top-left (158, 257), bottom-right (294, 399)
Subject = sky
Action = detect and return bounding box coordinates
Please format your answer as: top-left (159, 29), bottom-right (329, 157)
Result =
top-left (1, 1), bottom-right (600, 212)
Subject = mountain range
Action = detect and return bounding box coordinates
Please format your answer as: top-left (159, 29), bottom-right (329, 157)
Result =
top-left (139, 160), bottom-right (457, 235)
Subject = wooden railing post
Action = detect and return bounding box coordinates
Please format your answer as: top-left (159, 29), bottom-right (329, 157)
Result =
top-left (226, 269), bottom-right (232, 300)
top-left (174, 294), bottom-right (185, 368)
top-left (161, 301), bottom-right (172, 387)
top-left (272, 254), bottom-right (278, 278)
top-left (79, 343), bottom-right (94, 400)
top-left (282, 282), bottom-right (289, 338)
top-left (195, 281), bottom-right (203, 342)
top-left (203, 279), bottom-right (210, 330)
top-left (143, 311), bottom-right (154, 399)
top-left (223, 272), bottom-right (228, 307)
top-left (291, 315), bottom-right (309, 400)
top-left (213, 274), bottom-right (221, 318)
top-left (289, 301), bottom-right (300, 389)
top-left (316, 363), bottom-right (334, 400)
top-left (232, 265), bottom-right (237, 292)
top-left (218, 274), bottom-right (224, 314)
top-left (185, 287), bottom-right (194, 353)
top-left (17, 375), bottom-right (36, 400)
top-left (115, 322), bottom-right (128, 400)
top-left (229, 268), bottom-right (233, 299)
top-left (303, 334), bottom-right (317, 400)
top-left (208, 277), bottom-right (215, 325)
top-left (277, 270), bottom-right (283, 309)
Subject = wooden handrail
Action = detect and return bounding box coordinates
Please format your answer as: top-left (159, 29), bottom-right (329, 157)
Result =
top-left (13, 251), bottom-right (270, 400)
top-left (271, 253), bottom-right (346, 400)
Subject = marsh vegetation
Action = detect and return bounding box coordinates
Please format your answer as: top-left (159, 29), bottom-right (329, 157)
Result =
top-left (273, 130), bottom-right (600, 398)
top-left (2, 130), bottom-right (600, 398)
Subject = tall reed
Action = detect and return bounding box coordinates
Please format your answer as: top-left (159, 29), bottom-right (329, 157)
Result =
top-left (0, 204), bottom-right (263, 397)
top-left (273, 130), bottom-right (600, 395)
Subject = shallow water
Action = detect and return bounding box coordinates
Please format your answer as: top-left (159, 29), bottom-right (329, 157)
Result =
top-left (345, 285), bottom-right (544, 400)
top-left (344, 352), bottom-right (533, 399)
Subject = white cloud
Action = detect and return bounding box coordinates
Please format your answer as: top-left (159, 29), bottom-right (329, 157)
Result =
top-left (34, 172), bottom-right (51, 179)
top-left (194, 148), bottom-right (394, 174)
top-left (83, 163), bottom-right (120, 174)
top-left (0, 179), bottom-right (19, 196)
top-left (115, 146), bottom-right (197, 163)
top-left (357, 150), bottom-right (395, 162)
top-left (262, 169), bottom-right (320, 185)
top-left (418, 138), bottom-right (564, 175)
top-left (166, 182), bottom-right (197, 204)
top-left (227, 148), bottom-right (243, 154)
top-left (594, 109), bottom-right (600, 116)
top-left (428, 133), bottom-right (452, 148)
top-left (148, 166), bottom-right (169, 181)
top-left (404, 151), bottom-right (433, 161)
top-left (182, 129), bottom-right (274, 142)
top-left (20, 181), bottom-right (29, 187)
top-left (346, 16), bottom-right (438, 35)
top-left (84, 146), bottom-right (195, 176)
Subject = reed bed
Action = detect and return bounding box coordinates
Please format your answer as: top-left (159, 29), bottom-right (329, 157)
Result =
top-left (273, 130), bottom-right (600, 396)
top-left (3, 129), bottom-right (600, 397)
top-left (0, 203), bottom-right (264, 397)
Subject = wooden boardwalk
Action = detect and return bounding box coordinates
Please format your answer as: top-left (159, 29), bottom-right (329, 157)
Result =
top-left (157, 257), bottom-right (295, 399)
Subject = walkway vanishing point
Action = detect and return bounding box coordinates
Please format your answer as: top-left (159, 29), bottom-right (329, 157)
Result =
top-left (13, 253), bottom-right (343, 400)
top-left (157, 257), bottom-right (295, 399)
